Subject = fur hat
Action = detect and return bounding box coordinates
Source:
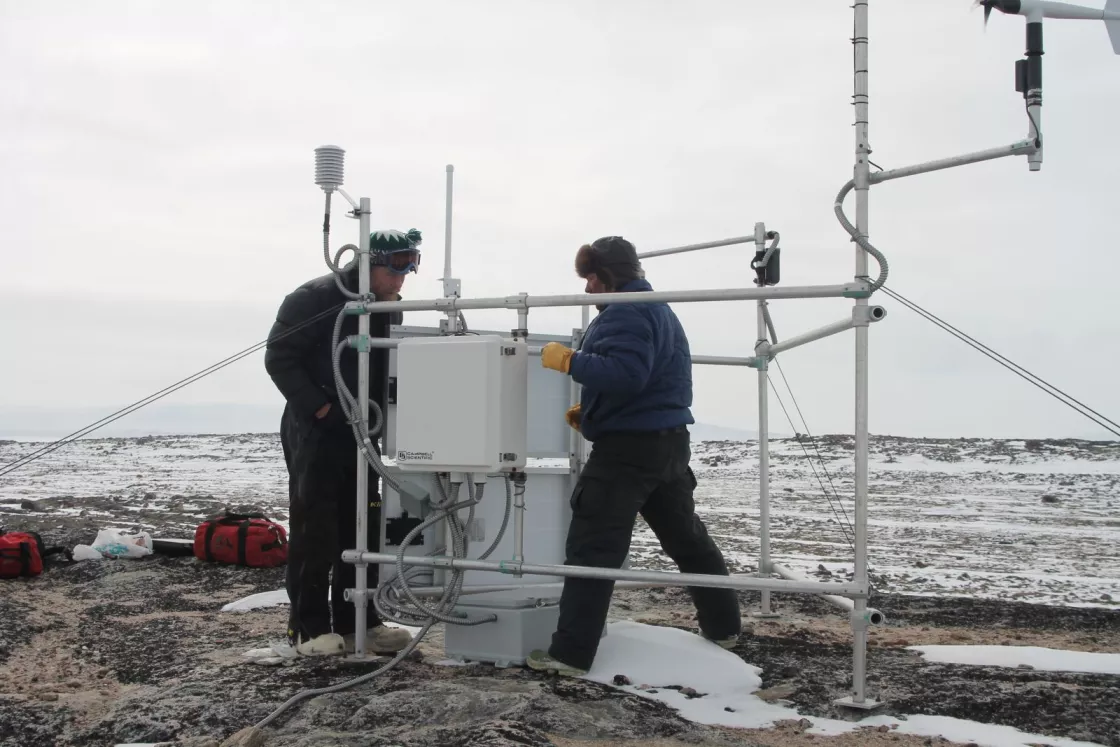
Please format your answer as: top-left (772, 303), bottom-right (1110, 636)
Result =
top-left (575, 236), bottom-right (643, 289)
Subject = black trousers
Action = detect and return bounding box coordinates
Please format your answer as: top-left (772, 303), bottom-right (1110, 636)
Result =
top-left (548, 427), bottom-right (742, 670)
top-left (281, 415), bottom-right (382, 643)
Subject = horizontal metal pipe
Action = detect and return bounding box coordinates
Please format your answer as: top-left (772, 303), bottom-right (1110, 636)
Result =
top-left (692, 354), bottom-right (757, 367)
top-left (771, 562), bottom-right (885, 625)
top-left (362, 337), bottom-right (399, 348)
top-left (768, 316), bottom-right (856, 356)
top-left (386, 342), bottom-right (752, 368)
top-left (637, 235), bottom-right (755, 260)
top-left (383, 342), bottom-right (753, 367)
top-left (868, 139), bottom-right (1038, 185)
top-left (404, 580), bottom-right (668, 598)
top-left (359, 283), bottom-right (867, 314)
top-left (527, 348), bottom-right (756, 367)
top-left (342, 550), bottom-right (870, 597)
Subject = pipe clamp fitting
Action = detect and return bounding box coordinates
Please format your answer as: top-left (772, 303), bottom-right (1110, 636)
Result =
top-left (852, 305), bottom-right (887, 326)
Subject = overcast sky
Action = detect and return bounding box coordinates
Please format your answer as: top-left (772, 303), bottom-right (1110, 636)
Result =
top-left (2, 0), bottom-right (1119, 440)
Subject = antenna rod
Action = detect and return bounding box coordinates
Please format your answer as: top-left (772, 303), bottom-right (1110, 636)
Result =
top-left (444, 165), bottom-right (454, 281)
top-left (441, 164), bottom-right (462, 334)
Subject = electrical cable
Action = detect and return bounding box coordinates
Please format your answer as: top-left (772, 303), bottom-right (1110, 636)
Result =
top-left (0, 303), bottom-right (348, 479)
top-left (880, 286), bottom-right (1120, 439)
top-left (766, 373), bottom-right (856, 551)
top-left (834, 179), bottom-right (890, 290)
top-left (772, 358), bottom-right (855, 536)
top-left (1025, 100), bottom-right (1042, 146)
top-left (247, 307), bottom-right (519, 733)
top-left (758, 305), bottom-right (855, 547)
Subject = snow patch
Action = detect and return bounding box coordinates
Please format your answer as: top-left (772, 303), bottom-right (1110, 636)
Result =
top-left (850, 714), bottom-right (1107, 747)
top-left (584, 622), bottom-right (1110, 747)
top-left (909, 644), bottom-right (1120, 675)
top-left (220, 588), bottom-right (289, 612)
top-left (222, 587), bottom-right (421, 637)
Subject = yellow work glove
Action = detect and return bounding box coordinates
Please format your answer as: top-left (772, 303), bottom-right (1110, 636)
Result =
top-left (565, 404), bottom-right (581, 432)
top-left (541, 342), bottom-right (574, 374)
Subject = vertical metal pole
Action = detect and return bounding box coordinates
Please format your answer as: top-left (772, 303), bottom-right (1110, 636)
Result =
top-left (444, 165), bottom-right (454, 280)
top-left (578, 306), bottom-right (590, 466)
top-left (756, 298), bottom-right (773, 617)
top-left (1024, 17), bottom-right (1043, 172)
top-left (848, 0), bottom-right (875, 709)
top-left (442, 165), bottom-right (460, 335)
top-left (353, 197), bottom-right (372, 658)
top-left (568, 328), bottom-right (582, 479)
top-left (752, 219), bottom-right (777, 620)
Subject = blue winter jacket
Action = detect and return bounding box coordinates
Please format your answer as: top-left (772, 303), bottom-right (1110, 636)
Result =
top-left (568, 278), bottom-right (695, 442)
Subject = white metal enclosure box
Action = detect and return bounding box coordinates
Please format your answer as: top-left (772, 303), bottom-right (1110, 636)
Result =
top-left (376, 463), bottom-right (575, 667)
top-left (386, 325), bottom-right (579, 460)
top-left (393, 335), bottom-right (528, 473)
top-left (378, 463), bottom-right (573, 589)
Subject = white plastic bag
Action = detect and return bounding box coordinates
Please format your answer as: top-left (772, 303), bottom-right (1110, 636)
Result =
top-left (242, 642), bottom-right (298, 667)
top-left (72, 529), bottom-right (154, 560)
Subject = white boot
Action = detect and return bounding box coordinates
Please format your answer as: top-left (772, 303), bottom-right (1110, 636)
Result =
top-left (343, 624), bottom-right (413, 654)
top-left (294, 632), bottom-right (345, 657)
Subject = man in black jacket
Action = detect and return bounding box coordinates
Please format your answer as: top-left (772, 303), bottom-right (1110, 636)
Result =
top-left (264, 228), bottom-right (421, 656)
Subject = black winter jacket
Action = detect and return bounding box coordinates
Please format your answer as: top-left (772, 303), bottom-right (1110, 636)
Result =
top-left (264, 266), bottom-right (403, 435)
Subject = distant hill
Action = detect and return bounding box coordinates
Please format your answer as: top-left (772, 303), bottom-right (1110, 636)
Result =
top-left (0, 403), bottom-right (284, 440)
top-left (689, 422), bottom-right (772, 442)
top-left (0, 403), bottom-right (771, 442)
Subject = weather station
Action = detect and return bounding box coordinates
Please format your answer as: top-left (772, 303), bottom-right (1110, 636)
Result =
top-left (249, 0), bottom-right (1120, 732)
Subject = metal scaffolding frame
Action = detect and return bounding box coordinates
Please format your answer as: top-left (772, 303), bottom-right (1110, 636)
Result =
top-left (325, 0), bottom-right (1048, 709)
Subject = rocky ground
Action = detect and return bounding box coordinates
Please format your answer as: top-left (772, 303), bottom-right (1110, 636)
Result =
top-left (1, 434), bottom-right (1118, 747)
top-left (0, 536), bottom-right (1117, 747)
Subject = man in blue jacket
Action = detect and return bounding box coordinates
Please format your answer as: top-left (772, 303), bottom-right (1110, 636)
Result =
top-left (527, 236), bottom-right (742, 676)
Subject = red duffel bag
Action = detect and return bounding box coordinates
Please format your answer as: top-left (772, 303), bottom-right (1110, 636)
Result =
top-left (0, 529), bottom-right (72, 578)
top-left (193, 510), bottom-right (288, 568)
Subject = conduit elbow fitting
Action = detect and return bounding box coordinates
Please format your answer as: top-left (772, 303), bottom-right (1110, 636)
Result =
top-left (851, 607), bottom-right (887, 630)
top-left (853, 305), bottom-right (887, 326)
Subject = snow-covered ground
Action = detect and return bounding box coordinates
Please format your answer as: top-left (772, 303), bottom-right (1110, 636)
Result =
top-left (1, 432), bottom-right (1117, 609)
top-left (641, 435), bottom-right (1120, 609)
top-left (2, 432), bottom-right (1118, 747)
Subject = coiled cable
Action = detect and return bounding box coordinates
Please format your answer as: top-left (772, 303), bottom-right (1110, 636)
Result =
top-left (252, 310), bottom-right (519, 734)
top-left (834, 179), bottom-right (889, 290)
top-left (321, 191), bottom-right (364, 300)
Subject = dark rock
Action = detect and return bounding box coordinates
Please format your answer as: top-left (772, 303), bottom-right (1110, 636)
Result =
top-left (219, 728), bottom-right (265, 747)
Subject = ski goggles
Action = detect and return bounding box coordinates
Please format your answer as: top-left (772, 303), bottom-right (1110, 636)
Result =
top-left (374, 249), bottom-right (421, 275)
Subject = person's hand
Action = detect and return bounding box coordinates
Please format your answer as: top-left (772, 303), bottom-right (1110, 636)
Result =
top-left (565, 404), bottom-right (581, 432)
top-left (315, 403), bottom-right (332, 420)
top-left (541, 342), bottom-right (574, 374)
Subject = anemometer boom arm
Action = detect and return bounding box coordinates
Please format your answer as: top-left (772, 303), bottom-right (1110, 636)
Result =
top-left (979, 0), bottom-right (1120, 169)
top-left (986, 0), bottom-right (1120, 22)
